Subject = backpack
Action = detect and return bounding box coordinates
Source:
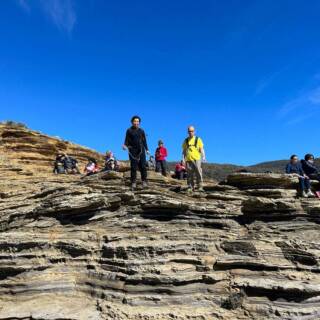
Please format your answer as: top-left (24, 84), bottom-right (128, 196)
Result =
top-left (185, 136), bottom-right (199, 150)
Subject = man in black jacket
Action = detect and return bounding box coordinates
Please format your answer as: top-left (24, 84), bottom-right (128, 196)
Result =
top-left (123, 116), bottom-right (150, 190)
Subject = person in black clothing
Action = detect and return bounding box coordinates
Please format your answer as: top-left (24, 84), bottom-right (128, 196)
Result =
top-left (286, 154), bottom-right (313, 198)
top-left (53, 153), bottom-right (66, 174)
top-left (123, 115), bottom-right (150, 190)
top-left (63, 154), bottom-right (80, 174)
top-left (301, 154), bottom-right (320, 182)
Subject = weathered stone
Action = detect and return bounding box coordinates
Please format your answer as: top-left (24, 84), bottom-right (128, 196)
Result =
top-left (226, 172), bottom-right (299, 189)
top-left (0, 123), bottom-right (320, 320)
top-left (242, 197), bottom-right (303, 214)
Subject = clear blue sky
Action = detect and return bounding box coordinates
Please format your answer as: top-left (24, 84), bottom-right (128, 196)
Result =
top-left (1, 0), bottom-right (320, 165)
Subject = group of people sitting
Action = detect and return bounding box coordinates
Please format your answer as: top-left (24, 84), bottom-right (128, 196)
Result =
top-left (53, 151), bottom-right (119, 176)
top-left (53, 153), bottom-right (80, 174)
top-left (286, 154), bottom-right (320, 198)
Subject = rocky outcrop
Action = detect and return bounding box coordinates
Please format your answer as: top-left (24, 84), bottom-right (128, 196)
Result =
top-left (1, 124), bottom-right (320, 319)
top-left (0, 122), bottom-right (114, 175)
top-left (226, 172), bottom-right (300, 189)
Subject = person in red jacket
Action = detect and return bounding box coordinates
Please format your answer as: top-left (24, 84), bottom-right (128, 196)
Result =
top-left (175, 161), bottom-right (187, 180)
top-left (155, 140), bottom-right (168, 176)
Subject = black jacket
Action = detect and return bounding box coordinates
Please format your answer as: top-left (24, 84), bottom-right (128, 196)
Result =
top-left (124, 127), bottom-right (148, 155)
top-left (301, 160), bottom-right (319, 176)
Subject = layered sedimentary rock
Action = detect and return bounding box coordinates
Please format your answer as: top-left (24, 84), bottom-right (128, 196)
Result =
top-left (1, 124), bottom-right (320, 319)
top-left (0, 122), bottom-right (106, 175)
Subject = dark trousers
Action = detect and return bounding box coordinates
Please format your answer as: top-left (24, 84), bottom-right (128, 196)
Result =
top-left (175, 170), bottom-right (184, 180)
top-left (299, 177), bottom-right (311, 191)
top-left (129, 153), bottom-right (147, 183)
top-left (156, 160), bottom-right (167, 176)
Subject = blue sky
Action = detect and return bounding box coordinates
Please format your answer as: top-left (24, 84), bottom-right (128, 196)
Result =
top-left (1, 0), bottom-right (320, 165)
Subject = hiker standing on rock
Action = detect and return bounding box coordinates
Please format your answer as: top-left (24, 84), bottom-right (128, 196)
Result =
top-left (155, 140), bottom-right (168, 176)
top-left (123, 115), bottom-right (150, 191)
top-left (182, 126), bottom-right (206, 193)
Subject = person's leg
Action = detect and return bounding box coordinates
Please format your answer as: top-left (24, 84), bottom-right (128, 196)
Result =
top-left (139, 153), bottom-right (148, 182)
top-left (304, 178), bottom-right (315, 197)
top-left (194, 160), bottom-right (203, 188)
top-left (305, 178), bottom-right (311, 190)
top-left (186, 161), bottom-right (195, 189)
top-left (298, 177), bottom-right (305, 191)
top-left (155, 161), bottom-right (161, 173)
top-left (130, 156), bottom-right (138, 184)
top-left (161, 160), bottom-right (167, 176)
top-left (298, 178), bottom-right (308, 197)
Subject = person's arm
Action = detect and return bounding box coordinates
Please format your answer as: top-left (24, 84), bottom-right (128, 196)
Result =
top-left (300, 164), bottom-right (309, 178)
top-left (201, 148), bottom-right (206, 161)
top-left (141, 130), bottom-right (149, 153)
top-left (285, 164), bottom-right (291, 174)
top-left (182, 142), bottom-right (186, 163)
top-left (198, 138), bottom-right (206, 161)
top-left (311, 163), bottom-right (319, 173)
top-left (123, 129), bottom-right (129, 150)
top-left (164, 147), bottom-right (168, 158)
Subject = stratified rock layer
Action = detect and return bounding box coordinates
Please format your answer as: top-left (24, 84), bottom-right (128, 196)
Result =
top-left (1, 124), bottom-right (320, 320)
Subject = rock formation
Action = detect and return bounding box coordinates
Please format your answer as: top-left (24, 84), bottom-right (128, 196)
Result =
top-left (1, 122), bottom-right (320, 319)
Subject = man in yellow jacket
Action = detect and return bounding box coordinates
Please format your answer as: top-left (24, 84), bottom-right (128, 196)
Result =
top-left (182, 126), bottom-right (206, 193)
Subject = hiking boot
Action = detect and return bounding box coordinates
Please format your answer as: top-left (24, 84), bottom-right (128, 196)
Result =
top-left (131, 182), bottom-right (137, 191)
top-left (187, 187), bottom-right (193, 195)
top-left (302, 191), bottom-right (308, 198)
top-left (197, 185), bottom-right (205, 192)
top-left (142, 181), bottom-right (149, 189)
top-left (307, 189), bottom-right (315, 198)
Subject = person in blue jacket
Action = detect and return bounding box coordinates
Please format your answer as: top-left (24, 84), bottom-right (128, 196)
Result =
top-left (286, 155), bottom-right (314, 198)
top-left (301, 154), bottom-right (320, 182)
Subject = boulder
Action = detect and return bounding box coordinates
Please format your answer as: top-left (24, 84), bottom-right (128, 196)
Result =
top-left (226, 172), bottom-right (299, 189)
top-left (242, 197), bottom-right (303, 214)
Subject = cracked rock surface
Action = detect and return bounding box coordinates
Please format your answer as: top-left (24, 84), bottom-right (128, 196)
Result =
top-left (1, 123), bottom-right (320, 319)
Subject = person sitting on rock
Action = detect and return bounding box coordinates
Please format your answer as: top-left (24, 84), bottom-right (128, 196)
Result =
top-left (53, 153), bottom-right (66, 174)
top-left (146, 156), bottom-right (156, 171)
top-left (286, 155), bottom-right (314, 198)
top-left (301, 154), bottom-right (320, 182)
top-left (155, 140), bottom-right (168, 176)
top-left (175, 161), bottom-right (187, 180)
top-left (63, 154), bottom-right (80, 174)
top-left (84, 158), bottom-right (99, 176)
top-left (104, 151), bottom-right (119, 172)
